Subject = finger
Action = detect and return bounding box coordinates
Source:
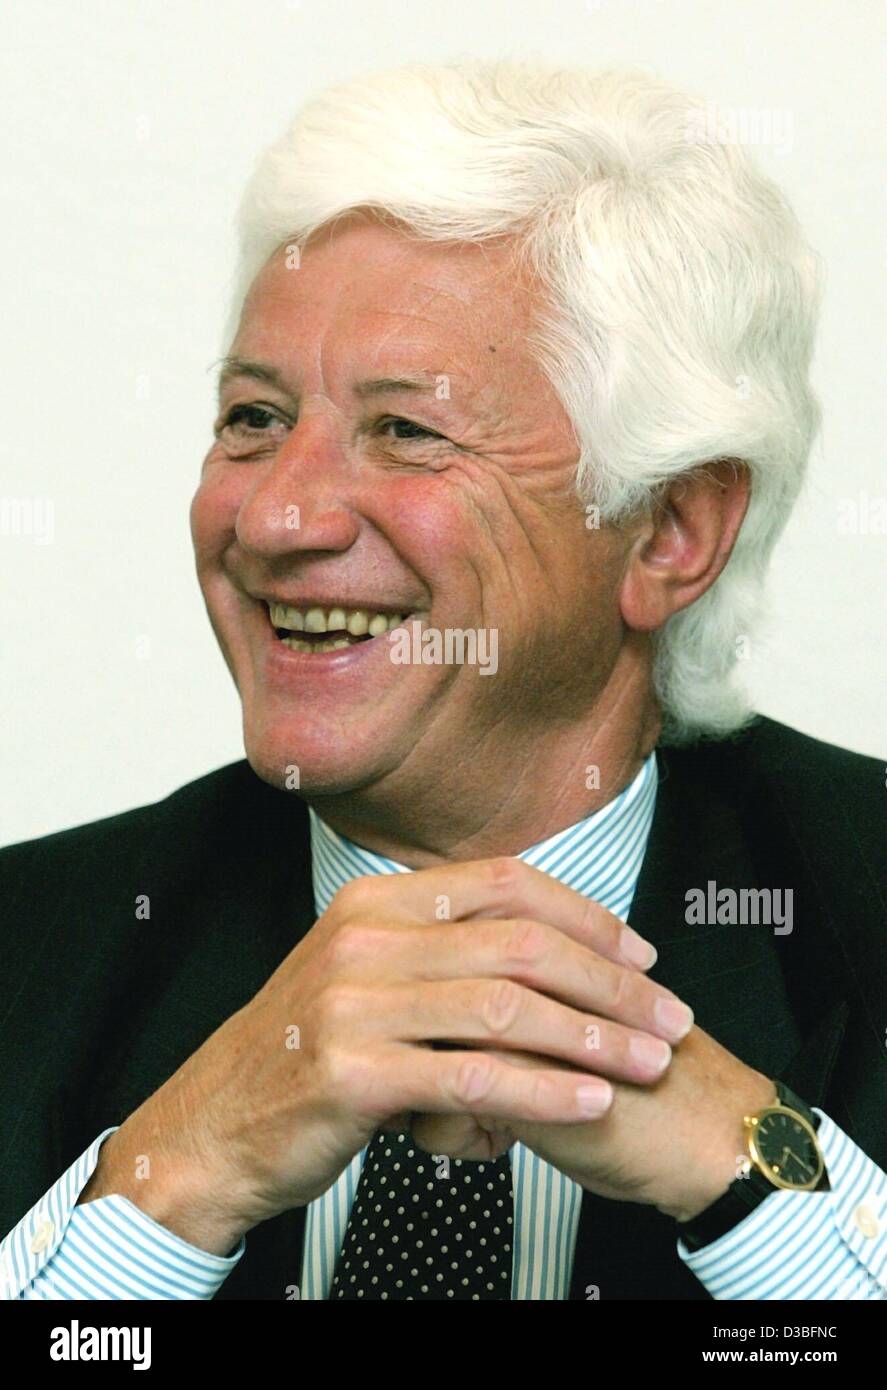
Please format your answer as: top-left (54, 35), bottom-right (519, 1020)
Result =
top-left (409, 1111), bottom-right (513, 1162)
top-left (379, 919), bottom-right (692, 1042)
top-left (389, 979), bottom-right (671, 1083)
top-left (384, 1043), bottom-right (614, 1124)
top-left (334, 858), bottom-right (656, 971)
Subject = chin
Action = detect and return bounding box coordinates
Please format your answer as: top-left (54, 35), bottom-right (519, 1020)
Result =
top-left (242, 714), bottom-right (392, 798)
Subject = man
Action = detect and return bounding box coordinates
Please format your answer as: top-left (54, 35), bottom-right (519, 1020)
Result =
top-left (1, 60), bottom-right (884, 1302)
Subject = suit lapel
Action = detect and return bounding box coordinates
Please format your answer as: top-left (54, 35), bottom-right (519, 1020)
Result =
top-left (211, 775), bottom-right (318, 1299)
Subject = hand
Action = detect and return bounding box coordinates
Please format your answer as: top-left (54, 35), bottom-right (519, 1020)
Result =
top-left (412, 1026), bottom-right (778, 1222)
top-left (78, 858), bottom-right (693, 1253)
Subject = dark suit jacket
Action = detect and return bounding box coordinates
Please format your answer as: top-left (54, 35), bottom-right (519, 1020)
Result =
top-left (1, 716), bottom-right (885, 1299)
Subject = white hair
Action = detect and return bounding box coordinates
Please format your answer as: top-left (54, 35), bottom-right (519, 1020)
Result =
top-left (226, 60), bottom-right (822, 744)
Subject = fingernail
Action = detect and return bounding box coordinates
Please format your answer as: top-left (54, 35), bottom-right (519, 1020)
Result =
top-left (620, 926), bottom-right (658, 970)
top-left (654, 996), bottom-right (694, 1042)
top-left (629, 1034), bottom-right (672, 1075)
top-left (576, 1081), bottom-right (613, 1117)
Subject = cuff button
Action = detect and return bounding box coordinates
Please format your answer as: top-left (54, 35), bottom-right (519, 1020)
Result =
top-left (29, 1217), bottom-right (55, 1253)
top-left (853, 1202), bottom-right (880, 1239)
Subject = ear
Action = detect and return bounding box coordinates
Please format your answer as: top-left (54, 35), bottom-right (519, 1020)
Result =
top-left (619, 461), bottom-right (750, 632)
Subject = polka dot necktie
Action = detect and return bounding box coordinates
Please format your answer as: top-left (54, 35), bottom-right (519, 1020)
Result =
top-left (329, 1129), bottom-right (514, 1300)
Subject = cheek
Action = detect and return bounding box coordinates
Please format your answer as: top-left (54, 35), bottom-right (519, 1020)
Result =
top-left (374, 475), bottom-right (482, 586)
top-left (189, 465), bottom-right (243, 561)
top-left (554, 531), bottom-right (625, 638)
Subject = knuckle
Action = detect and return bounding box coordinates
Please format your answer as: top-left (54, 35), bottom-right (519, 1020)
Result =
top-left (326, 921), bottom-right (380, 970)
top-left (315, 982), bottom-right (363, 1034)
top-left (479, 978), bottom-right (523, 1035)
top-left (504, 918), bottom-right (550, 966)
top-left (322, 1045), bottom-right (364, 1105)
top-left (579, 897), bottom-right (598, 936)
top-left (451, 1055), bottom-right (497, 1109)
top-left (528, 1071), bottom-right (558, 1117)
top-left (332, 875), bottom-right (381, 917)
top-left (581, 897), bottom-right (619, 954)
top-left (602, 963), bottom-right (631, 1016)
top-left (483, 855), bottom-right (524, 893)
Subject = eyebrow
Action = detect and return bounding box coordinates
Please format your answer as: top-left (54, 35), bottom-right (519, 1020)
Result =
top-left (353, 374), bottom-right (440, 398)
top-left (216, 356), bottom-right (287, 394)
top-left (215, 356), bottom-right (445, 400)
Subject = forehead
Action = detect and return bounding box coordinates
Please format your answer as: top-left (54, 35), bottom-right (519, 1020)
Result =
top-left (233, 215), bottom-right (543, 382)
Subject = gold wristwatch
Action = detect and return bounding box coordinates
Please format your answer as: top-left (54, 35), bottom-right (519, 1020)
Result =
top-left (679, 1081), bottom-right (829, 1251)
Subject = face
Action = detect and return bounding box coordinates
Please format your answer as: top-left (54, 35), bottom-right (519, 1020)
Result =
top-left (191, 215), bottom-right (632, 804)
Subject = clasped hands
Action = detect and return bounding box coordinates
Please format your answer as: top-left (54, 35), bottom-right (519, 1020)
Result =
top-left (395, 860), bottom-right (777, 1223)
top-left (88, 856), bottom-right (777, 1254)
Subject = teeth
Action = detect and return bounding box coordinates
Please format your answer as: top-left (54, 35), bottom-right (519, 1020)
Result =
top-left (269, 603), bottom-right (304, 630)
top-left (281, 637), bottom-right (348, 653)
top-left (269, 602), bottom-right (406, 638)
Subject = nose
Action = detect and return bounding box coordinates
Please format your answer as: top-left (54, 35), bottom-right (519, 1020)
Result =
top-left (234, 413), bottom-right (360, 560)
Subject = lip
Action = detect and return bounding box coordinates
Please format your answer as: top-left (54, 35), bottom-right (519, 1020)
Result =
top-left (256, 593), bottom-right (416, 618)
top-left (259, 603), bottom-right (422, 681)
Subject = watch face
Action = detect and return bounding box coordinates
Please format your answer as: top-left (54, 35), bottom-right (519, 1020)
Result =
top-left (751, 1108), bottom-right (822, 1190)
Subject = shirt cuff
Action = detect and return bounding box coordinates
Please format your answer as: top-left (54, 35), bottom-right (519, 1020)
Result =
top-left (2, 1126), bottom-right (245, 1300)
top-left (677, 1110), bottom-right (887, 1299)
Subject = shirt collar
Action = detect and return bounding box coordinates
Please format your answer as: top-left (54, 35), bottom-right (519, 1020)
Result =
top-left (309, 751), bottom-right (658, 923)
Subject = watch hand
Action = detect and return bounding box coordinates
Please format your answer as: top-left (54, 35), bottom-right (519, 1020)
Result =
top-left (786, 1147), bottom-right (812, 1171)
top-left (776, 1144), bottom-right (814, 1180)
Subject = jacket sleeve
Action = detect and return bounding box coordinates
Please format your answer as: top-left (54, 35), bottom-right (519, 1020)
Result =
top-left (678, 1111), bottom-right (887, 1299)
top-left (1, 1127), bottom-right (244, 1300)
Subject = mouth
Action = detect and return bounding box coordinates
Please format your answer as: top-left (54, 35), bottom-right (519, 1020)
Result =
top-left (266, 601), bottom-right (412, 654)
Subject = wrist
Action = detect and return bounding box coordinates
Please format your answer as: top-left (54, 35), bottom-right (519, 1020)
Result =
top-left (656, 1070), bottom-right (778, 1223)
top-left (657, 1151), bottom-right (739, 1224)
top-left (78, 1122), bottom-right (251, 1257)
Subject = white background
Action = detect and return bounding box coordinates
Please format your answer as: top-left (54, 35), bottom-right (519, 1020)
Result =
top-left (1, 0), bottom-right (884, 845)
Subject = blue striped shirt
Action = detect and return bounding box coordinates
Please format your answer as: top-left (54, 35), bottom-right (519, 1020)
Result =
top-left (3, 753), bottom-right (885, 1299)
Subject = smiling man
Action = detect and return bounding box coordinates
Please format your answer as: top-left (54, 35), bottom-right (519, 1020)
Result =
top-left (1, 61), bottom-right (885, 1303)
top-left (201, 216), bottom-right (667, 852)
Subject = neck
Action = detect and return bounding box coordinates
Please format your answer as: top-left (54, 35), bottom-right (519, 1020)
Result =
top-left (305, 638), bottom-right (661, 868)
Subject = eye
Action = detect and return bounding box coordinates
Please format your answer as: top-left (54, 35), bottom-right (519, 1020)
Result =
top-left (217, 403), bottom-right (287, 435)
top-left (378, 416), bottom-right (445, 442)
top-left (214, 403), bottom-right (290, 457)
